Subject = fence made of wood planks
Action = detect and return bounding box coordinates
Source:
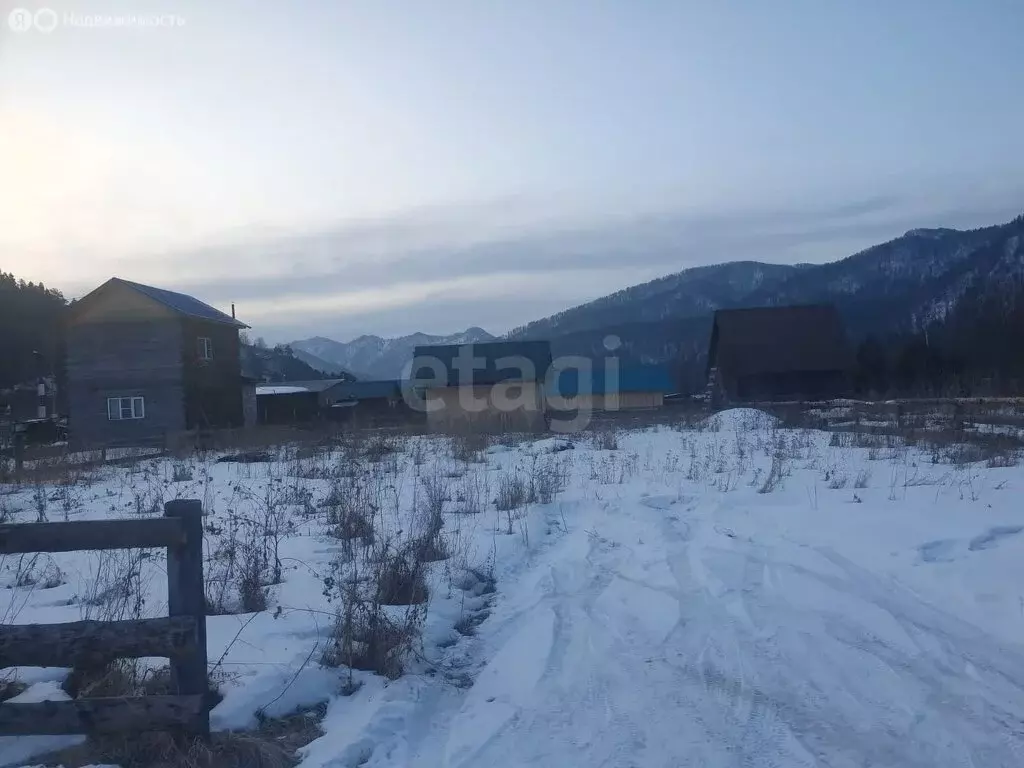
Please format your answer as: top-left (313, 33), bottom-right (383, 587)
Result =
top-left (0, 500), bottom-right (210, 738)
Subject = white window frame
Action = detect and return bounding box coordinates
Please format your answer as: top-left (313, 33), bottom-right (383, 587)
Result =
top-left (198, 336), bottom-right (214, 360)
top-left (107, 396), bottom-right (145, 420)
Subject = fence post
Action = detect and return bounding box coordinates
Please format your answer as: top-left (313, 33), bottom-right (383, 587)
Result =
top-left (164, 499), bottom-right (209, 739)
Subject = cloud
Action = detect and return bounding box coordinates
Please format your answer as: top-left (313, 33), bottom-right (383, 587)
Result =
top-left (60, 189), bottom-right (1024, 342)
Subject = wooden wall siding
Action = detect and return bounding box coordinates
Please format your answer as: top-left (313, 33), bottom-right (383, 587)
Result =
top-left (425, 382), bottom-right (546, 431)
top-left (242, 385), bottom-right (257, 427)
top-left (180, 319), bottom-right (244, 429)
top-left (71, 281), bottom-right (177, 325)
top-left (66, 320), bottom-right (185, 445)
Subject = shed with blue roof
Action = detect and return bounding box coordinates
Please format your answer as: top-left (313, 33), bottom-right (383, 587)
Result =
top-left (549, 364), bottom-right (674, 411)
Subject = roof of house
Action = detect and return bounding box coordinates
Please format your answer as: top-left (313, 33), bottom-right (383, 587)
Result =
top-left (112, 278), bottom-right (248, 328)
top-left (708, 304), bottom-right (853, 377)
top-left (411, 340), bottom-right (553, 386)
top-left (255, 385), bottom-right (313, 396)
top-left (328, 380), bottom-right (405, 400)
top-left (254, 378), bottom-right (348, 395)
top-left (551, 365), bottom-right (676, 398)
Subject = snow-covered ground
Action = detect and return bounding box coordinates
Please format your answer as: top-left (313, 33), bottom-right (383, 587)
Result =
top-left (4, 410), bottom-right (1024, 767)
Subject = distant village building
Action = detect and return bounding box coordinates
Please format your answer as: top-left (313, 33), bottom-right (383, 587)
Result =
top-left (550, 365), bottom-right (674, 412)
top-left (255, 378), bottom-right (420, 427)
top-left (412, 340), bottom-right (552, 432)
top-left (706, 304), bottom-right (853, 403)
top-left (66, 278), bottom-right (249, 445)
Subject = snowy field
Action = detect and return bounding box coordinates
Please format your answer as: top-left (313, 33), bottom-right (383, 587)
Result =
top-left (3, 409), bottom-right (1024, 767)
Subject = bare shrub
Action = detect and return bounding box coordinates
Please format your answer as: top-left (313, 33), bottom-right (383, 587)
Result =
top-left (854, 469), bottom-right (871, 489)
top-left (375, 546), bottom-right (429, 606)
top-left (451, 431), bottom-right (490, 464)
top-left (827, 473), bottom-right (848, 490)
top-left (11, 553), bottom-right (63, 589)
top-left (495, 471), bottom-right (528, 512)
top-left (0, 495), bottom-right (17, 523)
top-left (452, 471), bottom-right (489, 515)
top-left (323, 607), bottom-right (418, 681)
top-left (364, 435), bottom-right (399, 463)
top-left (419, 470), bottom-right (449, 522)
top-left (237, 524), bottom-right (270, 613)
top-left (80, 548), bottom-right (149, 622)
top-left (593, 428), bottom-right (619, 451)
top-left (411, 532), bottom-right (449, 563)
top-left (332, 506), bottom-right (375, 543)
top-left (529, 454), bottom-right (569, 504)
top-left (172, 463), bottom-right (194, 482)
top-left (31, 480), bottom-right (48, 522)
top-left (758, 454), bottom-right (788, 494)
top-left (323, 534), bottom-right (429, 683)
top-left (454, 609), bottom-right (490, 637)
top-left (987, 450), bottom-right (1020, 468)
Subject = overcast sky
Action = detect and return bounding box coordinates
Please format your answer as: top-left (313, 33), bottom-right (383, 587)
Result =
top-left (2, 0), bottom-right (1023, 341)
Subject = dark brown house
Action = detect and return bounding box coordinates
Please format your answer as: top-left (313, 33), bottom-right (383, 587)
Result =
top-left (706, 304), bottom-right (853, 403)
top-left (66, 278), bottom-right (249, 445)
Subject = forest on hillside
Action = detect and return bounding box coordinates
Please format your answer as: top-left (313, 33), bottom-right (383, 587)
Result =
top-left (0, 272), bottom-right (66, 391)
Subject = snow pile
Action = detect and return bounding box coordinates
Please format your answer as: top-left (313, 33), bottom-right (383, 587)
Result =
top-left (703, 406), bottom-right (779, 431)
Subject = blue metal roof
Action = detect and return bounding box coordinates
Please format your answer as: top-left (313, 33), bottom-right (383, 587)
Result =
top-left (115, 278), bottom-right (248, 328)
top-left (549, 365), bottom-right (676, 397)
top-left (330, 380), bottom-right (404, 400)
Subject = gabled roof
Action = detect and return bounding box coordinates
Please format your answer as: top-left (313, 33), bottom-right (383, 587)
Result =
top-left (411, 340), bottom-right (552, 386)
top-left (707, 304), bottom-right (852, 378)
top-left (112, 278), bottom-right (249, 328)
top-left (551, 365), bottom-right (675, 398)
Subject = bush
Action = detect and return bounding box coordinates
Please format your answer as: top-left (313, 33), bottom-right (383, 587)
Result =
top-left (323, 611), bottom-right (415, 680)
top-left (495, 472), bottom-right (528, 511)
top-left (758, 454), bottom-right (787, 494)
top-left (530, 456), bottom-right (568, 504)
top-left (374, 549), bottom-right (429, 606)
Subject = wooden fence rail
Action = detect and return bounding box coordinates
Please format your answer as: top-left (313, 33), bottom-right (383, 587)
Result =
top-left (0, 500), bottom-right (209, 739)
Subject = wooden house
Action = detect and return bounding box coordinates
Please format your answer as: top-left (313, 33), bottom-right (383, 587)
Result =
top-left (66, 278), bottom-right (249, 445)
top-left (411, 340), bottom-right (552, 432)
top-left (706, 304), bottom-right (853, 403)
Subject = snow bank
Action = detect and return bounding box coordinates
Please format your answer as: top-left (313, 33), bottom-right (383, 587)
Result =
top-left (704, 407), bottom-right (779, 431)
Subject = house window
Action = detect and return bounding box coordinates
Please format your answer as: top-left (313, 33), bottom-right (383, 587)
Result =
top-left (107, 396), bottom-right (145, 420)
top-left (198, 337), bottom-right (214, 360)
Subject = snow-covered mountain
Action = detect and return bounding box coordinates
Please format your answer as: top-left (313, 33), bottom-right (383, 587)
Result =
top-left (291, 327), bottom-right (494, 379)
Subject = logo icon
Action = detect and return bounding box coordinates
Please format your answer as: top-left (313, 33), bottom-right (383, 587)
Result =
top-left (7, 7), bottom-right (34, 32)
top-left (34, 7), bottom-right (59, 32)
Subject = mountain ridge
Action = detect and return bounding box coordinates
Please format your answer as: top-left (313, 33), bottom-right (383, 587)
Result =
top-left (290, 213), bottom-right (1023, 386)
top-left (291, 327), bottom-right (494, 379)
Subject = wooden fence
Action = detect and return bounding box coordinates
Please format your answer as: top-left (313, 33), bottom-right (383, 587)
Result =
top-left (0, 500), bottom-right (209, 738)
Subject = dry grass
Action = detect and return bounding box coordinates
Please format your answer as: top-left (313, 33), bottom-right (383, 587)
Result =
top-left (322, 610), bottom-right (417, 680)
top-left (39, 711), bottom-right (323, 768)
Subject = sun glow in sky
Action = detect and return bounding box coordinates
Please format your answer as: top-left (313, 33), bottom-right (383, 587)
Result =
top-left (2, 0), bottom-right (1023, 339)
